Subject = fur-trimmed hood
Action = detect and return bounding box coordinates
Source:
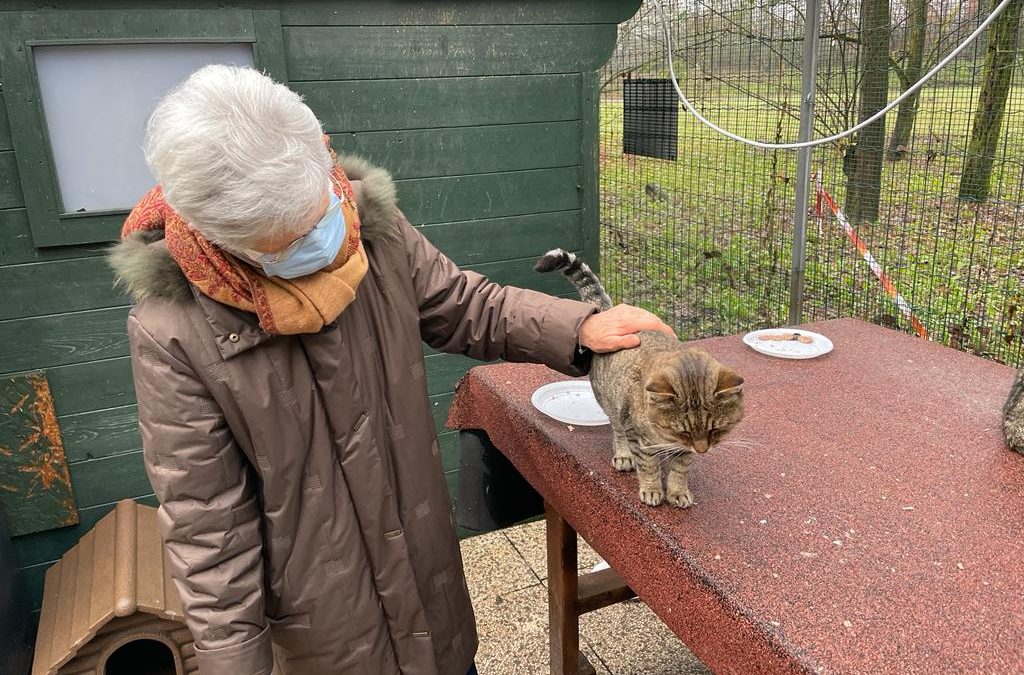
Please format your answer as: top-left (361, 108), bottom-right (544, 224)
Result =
top-left (107, 154), bottom-right (401, 303)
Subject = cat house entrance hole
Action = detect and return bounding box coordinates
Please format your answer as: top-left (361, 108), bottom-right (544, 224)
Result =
top-left (104, 638), bottom-right (177, 675)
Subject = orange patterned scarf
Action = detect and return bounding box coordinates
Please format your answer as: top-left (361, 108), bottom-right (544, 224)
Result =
top-left (121, 138), bottom-right (367, 335)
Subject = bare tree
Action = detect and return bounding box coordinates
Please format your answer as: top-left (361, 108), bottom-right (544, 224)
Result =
top-left (887, 0), bottom-right (928, 158)
top-left (959, 0), bottom-right (1023, 200)
top-left (814, 0), bottom-right (865, 138)
top-left (600, 1), bottom-right (666, 93)
top-left (845, 0), bottom-right (892, 222)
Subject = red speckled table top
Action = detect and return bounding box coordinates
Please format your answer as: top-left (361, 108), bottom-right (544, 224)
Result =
top-left (448, 318), bottom-right (1024, 675)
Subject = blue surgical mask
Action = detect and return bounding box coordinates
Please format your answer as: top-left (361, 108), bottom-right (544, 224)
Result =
top-left (236, 190), bottom-right (347, 279)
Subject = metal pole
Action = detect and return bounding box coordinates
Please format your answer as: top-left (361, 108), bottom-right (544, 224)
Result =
top-left (788, 0), bottom-right (821, 326)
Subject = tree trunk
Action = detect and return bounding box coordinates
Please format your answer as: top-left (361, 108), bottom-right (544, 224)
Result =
top-left (959, 0), bottom-right (1024, 201)
top-left (887, 0), bottom-right (927, 160)
top-left (845, 0), bottom-right (891, 223)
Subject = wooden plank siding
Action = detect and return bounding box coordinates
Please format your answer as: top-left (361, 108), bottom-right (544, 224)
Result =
top-left (0, 1), bottom-right (635, 615)
top-left (0, 85), bottom-right (10, 152)
top-left (282, 25), bottom-right (616, 80)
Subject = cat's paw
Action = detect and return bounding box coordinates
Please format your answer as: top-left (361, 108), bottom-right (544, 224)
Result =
top-left (667, 489), bottom-right (694, 508)
top-left (612, 455), bottom-right (635, 471)
top-left (639, 488), bottom-right (664, 506)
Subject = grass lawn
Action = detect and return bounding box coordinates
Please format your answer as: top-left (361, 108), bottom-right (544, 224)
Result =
top-left (598, 84), bottom-right (1024, 365)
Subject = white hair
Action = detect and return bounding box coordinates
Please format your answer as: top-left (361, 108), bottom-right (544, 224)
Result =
top-left (144, 65), bottom-right (331, 249)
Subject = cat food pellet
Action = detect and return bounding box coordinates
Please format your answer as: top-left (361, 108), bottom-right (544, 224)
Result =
top-left (843, 620), bottom-right (853, 629)
top-left (956, 562), bottom-right (964, 570)
top-left (759, 332), bottom-right (814, 344)
top-left (833, 540), bottom-right (843, 546)
top-left (902, 505), bottom-right (915, 511)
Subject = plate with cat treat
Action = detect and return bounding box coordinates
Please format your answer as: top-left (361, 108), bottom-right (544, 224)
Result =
top-left (531, 381), bottom-right (610, 426)
top-left (742, 328), bottom-right (833, 359)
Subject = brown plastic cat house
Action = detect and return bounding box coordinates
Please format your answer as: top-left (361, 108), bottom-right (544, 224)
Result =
top-left (31, 500), bottom-right (197, 675)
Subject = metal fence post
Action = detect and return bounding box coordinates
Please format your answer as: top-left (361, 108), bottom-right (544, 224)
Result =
top-left (789, 0), bottom-right (821, 326)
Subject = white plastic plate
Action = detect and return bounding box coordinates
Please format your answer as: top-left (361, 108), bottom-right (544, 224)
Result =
top-left (742, 328), bottom-right (834, 360)
top-left (531, 381), bottom-right (610, 426)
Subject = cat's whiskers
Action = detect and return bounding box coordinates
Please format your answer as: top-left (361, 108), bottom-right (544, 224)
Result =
top-left (641, 442), bottom-right (685, 453)
top-left (640, 442), bottom-right (690, 465)
top-left (658, 453), bottom-right (686, 468)
top-left (716, 438), bottom-right (763, 450)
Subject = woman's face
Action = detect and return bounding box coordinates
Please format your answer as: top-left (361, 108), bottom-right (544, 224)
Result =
top-left (247, 191), bottom-right (331, 255)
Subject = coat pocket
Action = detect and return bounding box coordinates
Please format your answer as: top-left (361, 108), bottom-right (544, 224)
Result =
top-left (268, 612), bottom-right (311, 629)
top-left (267, 612), bottom-right (313, 662)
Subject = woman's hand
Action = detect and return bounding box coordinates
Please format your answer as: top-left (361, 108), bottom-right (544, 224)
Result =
top-left (578, 304), bottom-right (675, 353)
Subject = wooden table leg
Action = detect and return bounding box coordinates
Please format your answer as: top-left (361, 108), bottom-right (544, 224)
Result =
top-left (545, 501), bottom-right (596, 675)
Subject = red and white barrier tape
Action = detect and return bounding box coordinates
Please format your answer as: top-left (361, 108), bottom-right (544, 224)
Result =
top-left (814, 169), bottom-right (929, 339)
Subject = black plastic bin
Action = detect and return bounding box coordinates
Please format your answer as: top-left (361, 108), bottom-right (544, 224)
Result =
top-left (456, 429), bottom-right (544, 534)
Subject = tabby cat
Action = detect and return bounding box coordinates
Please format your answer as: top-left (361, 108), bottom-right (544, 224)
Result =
top-left (536, 250), bottom-right (745, 508)
top-left (1003, 369), bottom-right (1024, 453)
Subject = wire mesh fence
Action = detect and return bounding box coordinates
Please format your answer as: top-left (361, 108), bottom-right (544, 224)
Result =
top-left (599, 0), bottom-right (1024, 366)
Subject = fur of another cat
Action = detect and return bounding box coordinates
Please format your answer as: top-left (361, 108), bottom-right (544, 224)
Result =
top-left (536, 249), bottom-right (745, 507)
top-left (1002, 369), bottom-right (1024, 453)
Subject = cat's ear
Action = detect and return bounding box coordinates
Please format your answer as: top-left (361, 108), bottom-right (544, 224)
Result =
top-left (644, 373), bottom-right (677, 403)
top-left (715, 368), bottom-right (744, 398)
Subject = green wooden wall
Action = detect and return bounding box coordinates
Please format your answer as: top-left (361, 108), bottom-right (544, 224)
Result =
top-left (0, 0), bottom-right (638, 622)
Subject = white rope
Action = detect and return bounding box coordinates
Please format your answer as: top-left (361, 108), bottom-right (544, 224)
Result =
top-left (650, 0), bottom-right (1016, 150)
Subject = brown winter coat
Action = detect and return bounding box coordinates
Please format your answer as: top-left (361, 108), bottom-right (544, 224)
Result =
top-left (108, 156), bottom-right (597, 675)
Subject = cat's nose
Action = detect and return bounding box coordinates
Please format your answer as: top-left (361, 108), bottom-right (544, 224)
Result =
top-left (693, 438), bottom-right (709, 453)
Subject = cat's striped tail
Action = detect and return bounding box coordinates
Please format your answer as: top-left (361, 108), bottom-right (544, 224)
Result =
top-left (534, 249), bottom-right (612, 310)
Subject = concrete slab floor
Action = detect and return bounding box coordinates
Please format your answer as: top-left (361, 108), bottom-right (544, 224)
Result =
top-left (461, 521), bottom-right (710, 675)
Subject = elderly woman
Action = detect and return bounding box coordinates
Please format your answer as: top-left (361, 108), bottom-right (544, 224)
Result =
top-left (109, 65), bottom-right (671, 675)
